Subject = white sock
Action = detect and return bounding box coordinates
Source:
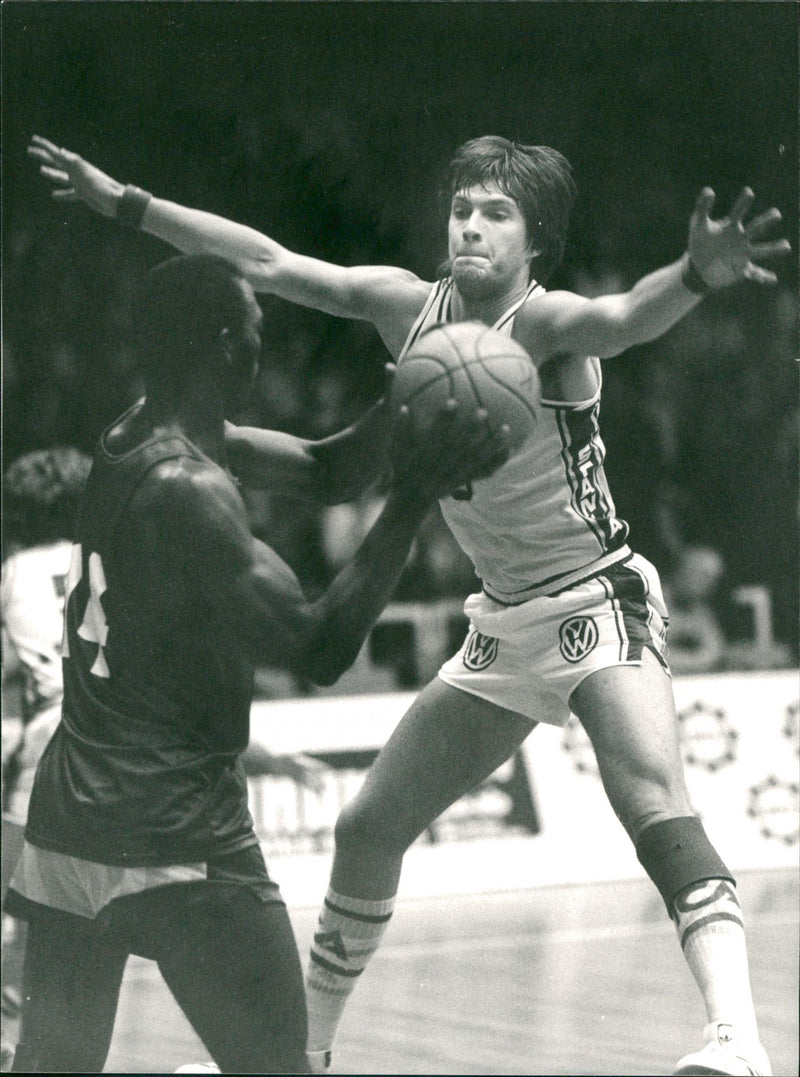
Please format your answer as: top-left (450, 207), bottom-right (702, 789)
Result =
top-left (305, 888), bottom-right (395, 1053)
top-left (671, 877), bottom-right (760, 1044)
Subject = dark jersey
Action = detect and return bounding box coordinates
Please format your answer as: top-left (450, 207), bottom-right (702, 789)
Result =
top-left (24, 415), bottom-right (258, 866)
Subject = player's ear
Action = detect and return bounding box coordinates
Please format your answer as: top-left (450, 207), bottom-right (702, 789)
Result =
top-left (219, 326), bottom-right (234, 365)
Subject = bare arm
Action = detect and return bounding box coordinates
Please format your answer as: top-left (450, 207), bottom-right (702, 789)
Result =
top-left (225, 394), bottom-right (392, 504)
top-left (27, 135), bottom-right (426, 340)
top-left (155, 409), bottom-right (508, 686)
top-left (517, 187), bottom-right (790, 362)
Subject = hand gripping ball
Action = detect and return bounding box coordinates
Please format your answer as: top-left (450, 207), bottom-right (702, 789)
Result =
top-left (390, 322), bottom-right (539, 453)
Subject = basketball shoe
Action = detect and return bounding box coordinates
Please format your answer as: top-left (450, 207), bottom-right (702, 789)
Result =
top-left (307, 1048), bottom-right (332, 1074)
top-left (673, 1022), bottom-right (771, 1076)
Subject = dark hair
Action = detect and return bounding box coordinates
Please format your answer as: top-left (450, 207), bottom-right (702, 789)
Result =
top-left (138, 253), bottom-right (251, 385)
top-left (3, 447), bottom-right (92, 550)
top-left (441, 136), bottom-right (577, 283)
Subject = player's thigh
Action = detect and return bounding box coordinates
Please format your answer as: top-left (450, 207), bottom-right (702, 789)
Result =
top-left (337, 677), bottom-right (535, 851)
top-left (13, 912), bottom-right (127, 1073)
top-left (569, 647), bottom-right (692, 837)
top-left (148, 885), bottom-right (307, 1074)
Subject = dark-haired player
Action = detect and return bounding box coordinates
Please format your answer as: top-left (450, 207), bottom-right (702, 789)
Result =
top-left (29, 133), bottom-right (790, 1076)
top-left (4, 249), bottom-right (508, 1074)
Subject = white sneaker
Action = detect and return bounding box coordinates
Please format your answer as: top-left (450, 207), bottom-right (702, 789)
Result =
top-left (173, 1065), bottom-right (221, 1074)
top-left (673, 1023), bottom-right (772, 1076)
top-left (307, 1048), bottom-right (332, 1074)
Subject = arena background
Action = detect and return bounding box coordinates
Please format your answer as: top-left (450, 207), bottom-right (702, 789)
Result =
top-left (2, 3), bottom-right (798, 1074)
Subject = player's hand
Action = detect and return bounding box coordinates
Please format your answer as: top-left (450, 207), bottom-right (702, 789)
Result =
top-left (27, 135), bottom-right (124, 218)
top-left (687, 187), bottom-right (791, 288)
top-left (389, 400), bottom-right (511, 503)
top-left (268, 753), bottom-right (328, 794)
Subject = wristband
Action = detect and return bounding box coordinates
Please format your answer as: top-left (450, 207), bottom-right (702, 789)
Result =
top-left (681, 255), bottom-right (711, 295)
top-left (117, 185), bottom-right (152, 229)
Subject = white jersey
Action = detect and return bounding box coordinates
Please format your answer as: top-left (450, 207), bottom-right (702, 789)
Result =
top-left (398, 278), bottom-right (631, 603)
top-left (1, 540), bottom-right (70, 720)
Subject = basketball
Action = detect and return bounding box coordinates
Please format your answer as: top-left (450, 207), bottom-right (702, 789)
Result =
top-left (390, 322), bottom-right (539, 453)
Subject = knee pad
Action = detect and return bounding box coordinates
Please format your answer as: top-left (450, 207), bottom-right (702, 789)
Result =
top-left (635, 815), bottom-right (734, 913)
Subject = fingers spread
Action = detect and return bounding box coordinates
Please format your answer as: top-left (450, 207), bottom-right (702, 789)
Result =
top-left (692, 187), bottom-right (716, 222)
top-left (749, 239), bottom-right (792, 262)
top-left (745, 207), bottom-right (782, 240)
top-left (30, 134), bottom-right (60, 154)
top-left (728, 187), bottom-right (755, 224)
top-left (744, 264), bottom-right (778, 286)
top-left (39, 165), bottom-right (71, 185)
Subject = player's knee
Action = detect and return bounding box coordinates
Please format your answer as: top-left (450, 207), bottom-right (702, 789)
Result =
top-left (635, 814), bottom-right (734, 914)
top-left (334, 797), bottom-right (413, 858)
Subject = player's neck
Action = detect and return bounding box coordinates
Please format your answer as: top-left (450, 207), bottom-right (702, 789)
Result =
top-left (450, 279), bottom-right (530, 327)
top-left (137, 386), bottom-right (227, 463)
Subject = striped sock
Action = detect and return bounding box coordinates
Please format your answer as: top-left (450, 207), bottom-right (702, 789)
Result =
top-left (672, 877), bottom-right (760, 1044)
top-left (306, 888), bottom-right (396, 1053)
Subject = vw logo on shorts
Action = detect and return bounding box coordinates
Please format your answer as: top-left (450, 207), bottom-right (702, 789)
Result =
top-left (463, 629), bottom-right (499, 671)
top-left (559, 616), bottom-right (599, 662)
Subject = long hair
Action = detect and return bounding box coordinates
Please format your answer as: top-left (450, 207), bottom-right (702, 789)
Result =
top-left (440, 136), bottom-right (577, 283)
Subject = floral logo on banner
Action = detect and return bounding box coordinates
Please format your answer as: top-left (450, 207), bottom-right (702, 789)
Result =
top-left (782, 700), bottom-right (799, 756)
top-left (678, 700), bottom-right (738, 771)
top-left (561, 712), bottom-right (599, 775)
top-left (747, 776), bottom-right (799, 845)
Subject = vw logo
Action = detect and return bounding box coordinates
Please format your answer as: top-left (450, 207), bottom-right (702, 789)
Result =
top-left (559, 616), bottom-right (599, 662)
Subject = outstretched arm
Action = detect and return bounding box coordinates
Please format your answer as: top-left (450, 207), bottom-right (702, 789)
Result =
top-left (519, 187), bottom-right (791, 361)
top-left (27, 135), bottom-right (424, 335)
top-left (225, 388), bottom-right (393, 503)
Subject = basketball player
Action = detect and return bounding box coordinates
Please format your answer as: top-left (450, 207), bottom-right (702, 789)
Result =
top-left (28, 134), bottom-right (790, 1076)
top-left (1, 448), bottom-right (92, 1070)
top-left (3, 250), bottom-right (509, 1074)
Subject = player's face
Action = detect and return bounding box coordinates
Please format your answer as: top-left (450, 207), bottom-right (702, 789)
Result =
top-left (448, 184), bottom-right (534, 298)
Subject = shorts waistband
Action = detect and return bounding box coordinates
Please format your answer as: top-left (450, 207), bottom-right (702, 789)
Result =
top-left (482, 546), bottom-right (633, 606)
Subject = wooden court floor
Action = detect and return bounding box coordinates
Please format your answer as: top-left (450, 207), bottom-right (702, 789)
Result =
top-left (102, 866), bottom-right (798, 1076)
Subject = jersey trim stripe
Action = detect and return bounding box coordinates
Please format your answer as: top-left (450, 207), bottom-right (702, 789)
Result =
top-left (398, 278), bottom-right (453, 361)
top-left (482, 545), bottom-right (632, 605)
top-left (555, 406), bottom-right (606, 550)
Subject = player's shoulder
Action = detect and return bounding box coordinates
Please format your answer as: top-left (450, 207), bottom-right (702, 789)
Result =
top-left (521, 286), bottom-right (587, 321)
top-left (515, 287), bottom-right (589, 348)
top-left (135, 454), bottom-right (242, 530)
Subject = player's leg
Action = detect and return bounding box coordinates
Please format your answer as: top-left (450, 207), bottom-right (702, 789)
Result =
top-left (135, 875), bottom-right (308, 1074)
top-left (306, 676), bottom-right (535, 1069)
top-left (10, 911), bottom-right (127, 1073)
top-left (1, 818), bottom-right (27, 1068)
top-left (571, 650), bottom-right (770, 1076)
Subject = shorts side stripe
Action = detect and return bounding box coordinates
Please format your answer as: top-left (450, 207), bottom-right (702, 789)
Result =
top-left (597, 573), bottom-right (629, 662)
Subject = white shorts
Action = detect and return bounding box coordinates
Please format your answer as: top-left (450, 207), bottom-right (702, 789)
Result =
top-left (439, 553), bottom-right (670, 726)
top-left (4, 703), bottom-right (62, 825)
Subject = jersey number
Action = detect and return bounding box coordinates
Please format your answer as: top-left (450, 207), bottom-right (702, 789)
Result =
top-left (62, 543), bottom-right (110, 678)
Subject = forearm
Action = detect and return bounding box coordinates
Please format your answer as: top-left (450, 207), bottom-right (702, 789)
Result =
top-left (140, 198), bottom-right (280, 280)
top-left (308, 491), bottom-right (428, 683)
top-left (224, 399), bottom-right (391, 503)
top-left (617, 254), bottom-right (706, 348)
top-left (311, 398), bottom-right (392, 503)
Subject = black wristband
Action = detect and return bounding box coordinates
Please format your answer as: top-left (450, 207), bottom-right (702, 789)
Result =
top-left (681, 255), bottom-right (711, 295)
top-left (117, 185), bottom-right (152, 229)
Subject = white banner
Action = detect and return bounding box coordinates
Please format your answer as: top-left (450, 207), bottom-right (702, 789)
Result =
top-left (248, 670), bottom-right (798, 895)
